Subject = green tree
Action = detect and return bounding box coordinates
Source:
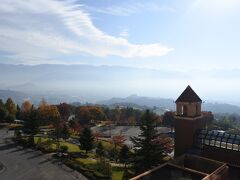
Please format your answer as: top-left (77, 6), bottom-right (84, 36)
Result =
top-left (52, 117), bottom-right (63, 152)
top-left (61, 123), bottom-right (70, 139)
top-left (6, 114), bottom-right (15, 123)
top-left (5, 98), bottom-right (17, 116)
top-left (162, 111), bottom-right (175, 132)
top-left (0, 106), bottom-right (7, 122)
top-left (95, 158), bottom-right (112, 178)
top-left (0, 99), bottom-right (4, 107)
top-left (130, 110), bottom-right (164, 174)
top-left (23, 109), bottom-right (40, 146)
top-left (119, 145), bottom-right (131, 180)
top-left (16, 104), bottom-right (21, 120)
top-left (119, 145), bottom-right (130, 167)
top-left (79, 127), bottom-right (94, 153)
top-left (96, 142), bottom-right (105, 158)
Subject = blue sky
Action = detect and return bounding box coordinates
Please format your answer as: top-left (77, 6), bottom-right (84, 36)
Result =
top-left (1, 0), bottom-right (240, 103)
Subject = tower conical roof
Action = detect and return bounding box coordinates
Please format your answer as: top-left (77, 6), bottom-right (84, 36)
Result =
top-left (175, 85), bottom-right (202, 103)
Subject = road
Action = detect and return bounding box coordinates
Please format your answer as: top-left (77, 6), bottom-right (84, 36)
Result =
top-left (0, 129), bottom-right (87, 180)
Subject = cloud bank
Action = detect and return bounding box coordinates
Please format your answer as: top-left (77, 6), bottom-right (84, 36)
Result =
top-left (0, 0), bottom-right (173, 64)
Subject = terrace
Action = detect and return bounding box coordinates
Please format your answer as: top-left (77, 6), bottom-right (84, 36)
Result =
top-left (131, 154), bottom-right (228, 180)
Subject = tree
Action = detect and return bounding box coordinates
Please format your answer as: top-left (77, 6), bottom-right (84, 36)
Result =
top-left (38, 104), bottom-right (60, 125)
top-left (0, 106), bottom-right (7, 122)
top-left (112, 135), bottom-right (126, 149)
top-left (76, 106), bottom-right (106, 125)
top-left (95, 158), bottom-right (112, 178)
top-left (5, 98), bottom-right (17, 116)
top-left (22, 109), bottom-right (40, 146)
top-left (6, 114), bottom-right (15, 123)
top-left (79, 127), bottom-right (94, 153)
top-left (119, 145), bottom-right (131, 180)
top-left (52, 117), bottom-right (64, 152)
top-left (61, 123), bottom-right (70, 139)
top-left (0, 99), bottom-right (4, 107)
top-left (69, 120), bottom-right (82, 134)
top-left (131, 110), bottom-right (164, 174)
top-left (16, 105), bottom-right (21, 120)
top-left (21, 100), bottom-right (33, 112)
top-left (57, 103), bottom-right (71, 121)
top-left (162, 111), bottom-right (175, 132)
top-left (96, 142), bottom-right (105, 158)
top-left (119, 145), bottom-right (130, 167)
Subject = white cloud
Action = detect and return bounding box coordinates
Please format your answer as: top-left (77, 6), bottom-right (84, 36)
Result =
top-left (0, 0), bottom-right (173, 64)
top-left (84, 2), bottom-right (176, 16)
top-left (119, 28), bottom-right (129, 38)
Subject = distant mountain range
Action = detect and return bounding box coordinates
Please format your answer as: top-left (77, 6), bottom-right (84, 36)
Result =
top-left (0, 90), bottom-right (28, 104)
top-left (0, 63), bottom-right (240, 114)
top-left (98, 95), bottom-right (240, 114)
top-left (0, 89), bottom-right (240, 114)
top-left (98, 95), bottom-right (175, 109)
top-left (0, 63), bottom-right (188, 102)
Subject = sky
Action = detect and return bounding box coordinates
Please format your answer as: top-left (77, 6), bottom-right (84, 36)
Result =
top-left (1, 0), bottom-right (240, 104)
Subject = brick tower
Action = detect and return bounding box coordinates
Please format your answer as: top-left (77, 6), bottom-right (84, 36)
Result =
top-left (174, 85), bottom-right (206, 157)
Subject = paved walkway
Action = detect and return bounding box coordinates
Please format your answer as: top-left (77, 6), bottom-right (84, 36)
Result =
top-left (0, 129), bottom-right (87, 180)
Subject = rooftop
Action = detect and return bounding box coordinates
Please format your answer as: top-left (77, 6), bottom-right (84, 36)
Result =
top-left (175, 85), bottom-right (202, 103)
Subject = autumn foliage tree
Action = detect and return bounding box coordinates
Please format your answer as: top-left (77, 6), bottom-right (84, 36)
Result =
top-left (38, 101), bottom-right (60, 125)
top-left (5, 97), bottom-right (17, 117)
top-left (3, 98), bottom-right (17, 123)
top-left (76, 106), bottom-right (106, 125)
top-left (57, 103), bottom-right (71, 121)
top-left (21, 100), bottom-right (33, 112)
top-left (112, 135), bottom-right (126, 149)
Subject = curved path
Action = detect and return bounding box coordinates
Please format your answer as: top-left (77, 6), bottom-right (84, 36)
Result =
top-left (0, 129), bottom-right (87, 180)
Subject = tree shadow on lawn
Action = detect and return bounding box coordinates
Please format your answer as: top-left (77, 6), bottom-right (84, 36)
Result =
top-left (0, 143), bottom-right (19, 152)
top-left (38, 158), bottom-right (51, 165)
top-left (69, 152), bottom-right (89, 158)
top-left (19, 149), bottom-right (35, 155)
top-left (27, 152), bottom-right (43, 160)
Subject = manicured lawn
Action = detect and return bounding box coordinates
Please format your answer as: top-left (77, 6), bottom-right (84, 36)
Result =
top-left (76, 157), bottom-right (96, 165)
top-left (7, 123), bottom-right (22, 129)
top-left (112, 170), bottom-right (124, 180)
top-left (98, 140), bottom-right (115, 151)
top-left (60, 141), bottom-right (80, 152)
top-left (33, 136), bottom-right (125, 179)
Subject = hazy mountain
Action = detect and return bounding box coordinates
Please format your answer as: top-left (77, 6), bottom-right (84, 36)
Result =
top-left (0, 63), bottom-right (187, 102)
top-left (0, 90), bottom-right (29, 104)
top-left (1, 63), bottom-right (240, 113)
top-left (98, 95), bottom-right (240, 114)
top-left (1, 89), bottom-right (240, 114)
top-left (98, 95), bottom-right (175, 109)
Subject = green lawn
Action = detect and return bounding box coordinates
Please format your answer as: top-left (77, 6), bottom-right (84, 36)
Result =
top-left (76, 157), bottom-right (96, 165)
top-left (112, 169), bottom-right (124, 180)
top-left (7, 123), bottom-right (23, 129)
top-left (33, 136), bottom-right (124, 179)
top-left (97, 140), bottom-right (115, 151)
top-left (60, 141), bottom-right (80, 152)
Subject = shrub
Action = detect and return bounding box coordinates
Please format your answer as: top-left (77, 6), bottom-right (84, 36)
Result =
top-left (6, 114), bottom-right (15, 123)
top-left (94, 158), bottom-right (112, 178)
top-left (60, 145), bottom-right (69, 153)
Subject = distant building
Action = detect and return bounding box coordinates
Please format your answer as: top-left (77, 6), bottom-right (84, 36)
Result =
top-left (132, 85), bottom-right (240, 179)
